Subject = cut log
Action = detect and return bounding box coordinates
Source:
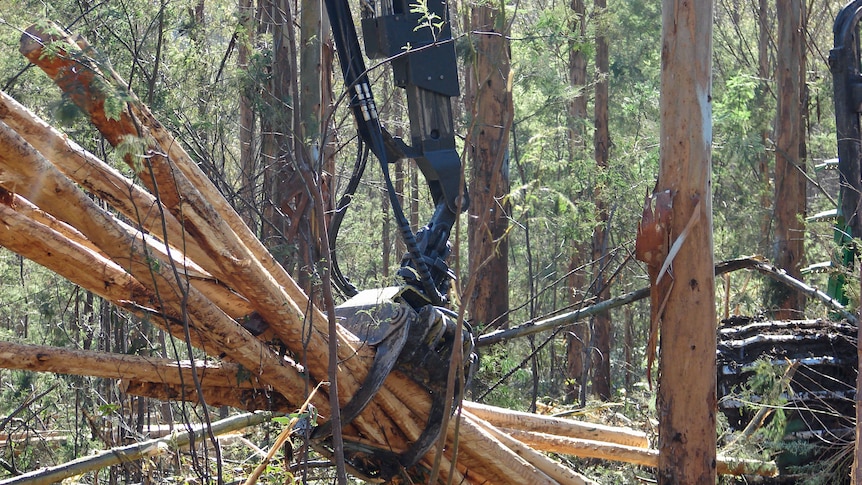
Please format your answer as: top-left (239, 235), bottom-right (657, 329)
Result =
top-left (0, 340), bottom-right (266, 390)
top-left (0, 90), bottom-right (218, 273)
top-left (470, 417), bottom-right (598, 485)
top-left (503, 428), bottom-right (778, 477)
top-left (5, 189), bottom-right (255, 321)
top-left (464, 401), bottom-right (648, 448)
top-left (122, 381), bottom-right (290, 413)
top-left (0, 129), bottom-right (312, 410)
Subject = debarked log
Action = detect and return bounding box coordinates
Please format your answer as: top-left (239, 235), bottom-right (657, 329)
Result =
top-left (0, 340), bottom-right (267, 390)
top-left (503, 428), bottom-right (778, 477)
top-left (0, 144), bottom-right (313, 411)
top-left (464, 401), bottom-right (648, 448)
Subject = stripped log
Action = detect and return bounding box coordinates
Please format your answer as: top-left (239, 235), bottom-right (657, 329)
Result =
top-left (504, 428), bottom-right (778, 477)
top-left (17, 22), bottom-right (394, 445)
top-left (464, 401), bottom-right (648, 448)
top-left (469, 417), bottom-right (598, 485)
top-left (0, 90), bottom-right (216, 272)
top-left (0, 341), bottom-right (266, 390)
top-left (0, 124), bottom-right (313, 409)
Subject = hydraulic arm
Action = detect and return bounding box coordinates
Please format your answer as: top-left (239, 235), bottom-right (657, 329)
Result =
top-left (324, 0), bottom-right (468, 307)
top-left (312, 0), bottom-right (475, 478)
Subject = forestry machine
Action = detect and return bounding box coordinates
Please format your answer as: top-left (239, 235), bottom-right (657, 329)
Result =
top-left (308, 0), bottom-right (475, 478)
top-left (714, 1), bottom-right (862, 478)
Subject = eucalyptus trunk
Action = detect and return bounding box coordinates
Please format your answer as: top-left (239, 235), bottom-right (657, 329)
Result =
top-left (770, 0), bottom-right (806, 319)
top-left (467, 1), bottom-right (513, 330)
top-left (565, 0), bottom-right (589, 404)
top-left (656, 0), bottom-right (717, 481)
top-left (590, 0), bottom-right (611, 401)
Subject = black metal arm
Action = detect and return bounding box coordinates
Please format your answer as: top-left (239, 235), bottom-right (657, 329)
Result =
top-left (325, 0), bottom-right (468, 306)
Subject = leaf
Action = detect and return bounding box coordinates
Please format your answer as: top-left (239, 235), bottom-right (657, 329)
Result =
top-left (103, 94), bottom-right (124, 121)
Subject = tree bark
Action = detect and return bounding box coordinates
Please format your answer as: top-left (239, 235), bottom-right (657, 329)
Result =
top-left (656, 0), bottom-right (717, 482)
top-left (467, 3), bottom-right (513, 330)
top-left (591, 0), bottom-right (611, 401)
top-left (565, 0), bottom-right (589, 404)
top-left (238, 0), bottom-right (259, 231)
top-left (771, 0), bottom-right (806, 319)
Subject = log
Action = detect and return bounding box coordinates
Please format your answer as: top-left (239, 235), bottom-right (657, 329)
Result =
top-left (463, 401), bottom-right (648, 448)
top-left (0, 195), bottom-right (232, 353)
top-left (17, 24), bottom-right (407, 451)
top-left (503, 428), bottom-right (778, 477)
top-left (0, 90), bottom-right (218, 273)
top-left (0, 340), bottom-right (266, 390)
top-left (0, 412), bottom-right (273, 485)
top-left (0, 122), bottom-right (313, 410)
top-left (122, 381), bottom-right (290, 413)
top-left (469, 417), bottom-right (598, 485)
top-left (5, 189), bottom-right (255, 321)
top-left (0, 91), bottom-right (263, 322)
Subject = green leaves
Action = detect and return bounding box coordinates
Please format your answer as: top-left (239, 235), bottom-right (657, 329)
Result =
top-left (410, 0), bottom-right (445, 40)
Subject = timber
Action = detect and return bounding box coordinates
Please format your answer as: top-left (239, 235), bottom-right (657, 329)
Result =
top-left (503, 429), bottom-right (777, 477)
top-left (0, 341), bottom-right (267, 390)
top-left (464, 401), bottom-right (648, 447)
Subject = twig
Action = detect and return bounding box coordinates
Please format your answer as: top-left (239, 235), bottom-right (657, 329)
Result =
top-left (242, 382), bottom-right (326, 485)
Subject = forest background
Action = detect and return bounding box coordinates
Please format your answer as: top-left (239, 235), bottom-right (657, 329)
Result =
top-left (0, 0), bottom-right (849, 483)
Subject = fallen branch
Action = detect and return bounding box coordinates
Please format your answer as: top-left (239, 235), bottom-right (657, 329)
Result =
top-left (478, 257), bottom-right (856, 346)
top-left (0, 412), bottom-right (273, 485)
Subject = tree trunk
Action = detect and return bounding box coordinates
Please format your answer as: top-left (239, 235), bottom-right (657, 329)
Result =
top-left (467, 2), bottom-right (513, 330)
top-left (757, 0), bottom-right (772, 252)
top-left (656, 0), bottom-right (717, 482)
top-left (590, 0), bottom-right (611, 401)
top-left (565, 0), bottom-right (589, 405)
top-left (238, 0), bottom-right (259, 232)
top-left (771, 0), bottom-right (806, 319)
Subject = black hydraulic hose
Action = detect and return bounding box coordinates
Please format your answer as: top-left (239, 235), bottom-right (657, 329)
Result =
top-left (329, 142), bottom-right (369, 297)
